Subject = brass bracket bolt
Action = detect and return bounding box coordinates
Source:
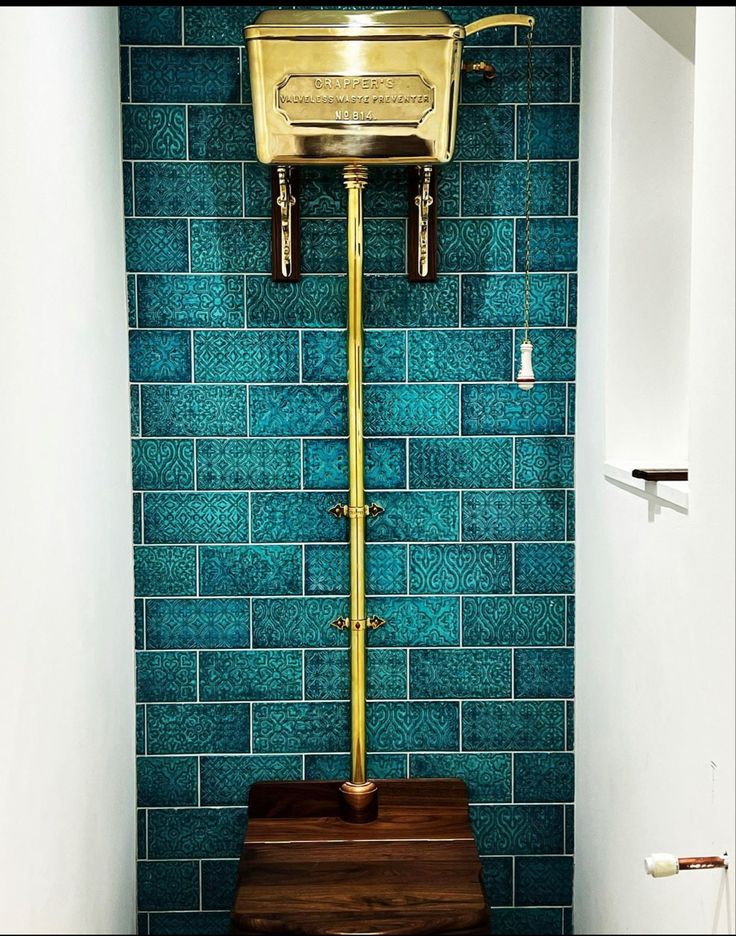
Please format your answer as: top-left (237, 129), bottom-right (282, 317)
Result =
top-left (366, 616), bottom-right (386, 630)
top-left (330, 617), bottom-right (350, 630)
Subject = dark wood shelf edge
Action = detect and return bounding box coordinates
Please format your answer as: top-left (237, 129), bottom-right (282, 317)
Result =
top-left (632, 468), bottom-right (689, 482)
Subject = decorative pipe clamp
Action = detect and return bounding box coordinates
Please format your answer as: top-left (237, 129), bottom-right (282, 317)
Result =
top-left (644, 854), bottom-right (729, 878)
top-left (328, 503), bottom-right (384, 519)
top-left (329, 616), bottom-right (387, 631)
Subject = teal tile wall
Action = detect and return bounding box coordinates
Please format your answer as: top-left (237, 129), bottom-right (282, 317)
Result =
top-left (123, 6), bottom-right (578, 934)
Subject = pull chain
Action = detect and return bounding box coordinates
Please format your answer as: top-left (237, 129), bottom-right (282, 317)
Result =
top-left (517, 23), bottom-right (536, 390)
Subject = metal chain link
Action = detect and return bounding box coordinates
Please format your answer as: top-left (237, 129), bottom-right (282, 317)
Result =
top-left (523, 24), bottom-right (534, 343)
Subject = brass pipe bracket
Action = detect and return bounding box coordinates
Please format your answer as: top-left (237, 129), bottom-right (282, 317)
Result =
top-left (330, 616), bottom-right (387, 631)
top-left (328, 503), bottom-right (384, 519)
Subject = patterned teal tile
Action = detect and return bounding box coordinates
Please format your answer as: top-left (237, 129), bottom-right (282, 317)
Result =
top-left (148, 807), bottom-right (246, 859)
top-left (137, 651), bottom-right (197, 702)
top-left (410, 649), bottom-right (511, 699)
top-left (305, 649), bottom-right (407, 701)
top-left (462, 48), bottom-right (571, 104)
top-left (365, 385), bottom-right (459, 436)
top-left (191, 219), bottom-right (270, 273)
top-left (565, 805), bottom-right (574, 855)
top-left (409, 329), bottom-right (511, 382)
top-left (137, 705), bottom-right (145, 754)
top-left (518, 105), bottom-right (580, 160)
top-left (137, 756), bottom-right (198, 807)
top-left (120, 6), bottom-right (182, 44)
top-left (130, 385), bottom-right (140, 436)
top-left (492, 908), bottom-right (563, 935)
top-left (515, 329), bottom-right (576, 381)
top-left (200, 650), bottom-right (302, 701)
top-left (127, 275), bottom-right (137, 327)
top-left (481, 857), bottom-right (514, 907)
top-left (137, 275), bottom-right (244, 329)
top-left (515, 753), bottom-right (574, 803)
top-left (137, 861), bottom-right (198, 912)
top-left (567, 492), bottom-right (575, 541)
top-left (188, 106), bottom-right (256, 160)
top-left (564, 907), bottom-right (573, 935)
top-left (135, 163), bottom-right (243, 217)
top-left (516, 856), bottom-right (573, 907)
top-left (410, 753), bottom-right (511, 803)
top-left (134, 494), bottom-right (142, 544)
top-left (409, 438), bottom-right (513, 489)
top-left (199, 545), bottom-right (302, 596)
top-left (455, 105), bottom-right (515, 160)
top-left (135, 599), bottom-right (144, 650)
top-left (520, 219), bottom-right (578, 272)
top-left (364, 275), bottom-right (459, 328)
top-left (135, 546), bottom-right (196, 596)
top-left (200, 755), bottom-right (302, 806)
top-left (570, 162), bottom-right (578, 216)
top-left (367, 597), bottom-right (461, 648)
top-left (368, 491), bottom-right (459, 543)
top-left (410, 544), bottom-right (512, 595)
top-left (567, 597), bottom-right (575, 646)
top-left (126, 220), bottom-right (188, 273)
top-left (141, 385), bottom-right (248, 437)
top-left (147, 703), bottom-right (250, 754)
top-left (515, 649), bottom-right (574, 699)
top-left (149, 912), bottom-right (230, 935)
top-left (305, 753), bottom-right (407, 781)
top-left (302, 219), bottom-right (406, 274)
top-left (131, 48), bottom-right (240, 103)
top-left (242, 164), bottom-right (271, 218)
top-left (463, 596), bottom-right (566, 646)
top-left (463, 491), bottom-right (566, 542)
top-left (144, 492), bottom-right (249, 544)
top-left (253, 702), bottom-right (349, 753)
top-left (463, 162), bottom-right (569, 217)
top-left (147, 598), bottom-right (250, 649)
top-left (516, 544), bottom-right (575, 594)
top-left (461, 383), bottom-right (567, 435)
top-left (132, 440), bottom-right (195, 491)
top-left (462, 273), bottom-right (567, 327)
top-left (184, 5), bottom-right (264, 44)
top-left (197, 439), bottom-right (301, 490)
top-left (138, 809), bottom-right (146, 859)
top-left (202, 859), bottom-right (238, 911)
top-left (302, 330), bottom-right (406, 384)
top-left (251, 492), bottom-right (344, 544)
top-left (129, 330), bottom-right (191, 382)
top-left (438, 219), bottom-right (514, 272)
top-left (305, 544), bottom-right (407, 596)
top-left (470, 805), bottom-right (565, 855)
top-left (567, 383), bottom-right (575, 434)
top-left (463, 701), bottom-right (565, 750)
top-left (120, 47), bottom-right (130, 104)
top-left (367, 702), bottom-right (459, 751)
top-left (252, 598), bottom-right (346, 649)
top-left (246, 276), bottom-right (345, 328)
top-left (194, 330), bottom-right (299, 382)
top-left (250, 385), bottom-right (347, 437)
top-left (122, 105), bottom-right (187, 160)
top-left (572, 47), bottom-right (580, 102)
top-left (123, 162), bottom-right (133, 216)
top-left (525, 6), bottom-right (581, 44)
top-left (299, 166), bottom-right (345, 217)
top-left (367, 166), bottom-right (414, 218)
top-left (515, 438), bottom-right (574, 488)
top-left (304, 439), bottom-right (406, 490)
top-left (437, 162), bottom-right (461, 217)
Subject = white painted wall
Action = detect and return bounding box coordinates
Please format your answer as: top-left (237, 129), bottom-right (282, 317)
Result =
top-left (0, 7), bottom-right (136, 935)
top-left (576, 6), bottom-right (735, 935)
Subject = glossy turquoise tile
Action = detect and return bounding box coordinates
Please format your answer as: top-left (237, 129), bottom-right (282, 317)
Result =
top-left (250, 385), bottom-right (347, 437)
top-left (516, 856), bottom-right (573, 907)
top-left (516, 329), bottom-right (576, 381)
top-left (302, 219), bottom-right (405, 274)
top-left (120, 6), bottom-right (181, 44)
top-left (410, 753), bottom-right (511, 803)
top-left (482, 857), bottom-right (514, 907)
top-left (367, 597), bottom-right (461, 648)
top-left (129, 330), bottom-right (191, 383)
top-left (515, 753), bottom-right (574, 803)
top-left (567, 383), bottom-right (576, 434)
top-left (567, 597), bottom-right (575, 646)
top-left (137, 756), bottom-right (198, 807)
top-left (141, 385), bottom-right (248, 437)
top-left (131, 385), bottom-right (140, 436)
top-left (305, 544), bottom-right (407, 596)
top-left (515, 438), bottom-right (574, 488)
top-left (520, 218), bottom-right (578, 272)
top-left (455, 105), bottom-right (515, 160)
top-left (246, 275), bottom-right (345, 328)
top-left (144, 492), bottom-right (248, 544)
top-left (515, 648), bottom-right (574, 699)
top-left (252, 598), bottom-right (346, 649)
top-left (368, 491), bottom-right (459, 543)
top-left (253, 702), bottom-right (349, 753)
top-left (251, 492), bottom-right (344, 544)
top-left (135, 163), bottom-right (243, 217)
top-left (437, 162), bottom-right (461, 217)
top-left (131, 48), bottom-right (240, 103)
top-left (305, 753), bottom-right (407, 780)
top-left (462, 47), bottom-right (571, 104)
top-left (200, 650), bottom-right (302, 701)
top-left (364, 385), bottom-right (459, 436)
top-left (518, 105), bottom-right (580, 160)
top-left (123, 105), bottom-right (187, 160)
top-left (463, 490), bottom-right (566, 542)
top-left (147, 598), bottom-right (250, 649)
top-left (516, 544), bottom-right (575, 594)
top-left (364, 275), bottom-right (459, 328)
top-left (462, 273), bottom-right (567, 327)
top-left (137, 861), bottom-right (198, 912)
top-left (567, 492), bottom-right (575, 541)
top-left (148, 807), bottom-right (246, 859)
top-left (126, 220), bottom-right (188, 273)
top-left (132, 440), bottom-right (195, 490)
top-left (565, 805), bottom-right (574, 854)
top-left (123, 162), bottom-right (133, 216)
top-left (202, 860), bottom-right (238, 911)
top-left (147, 703), bottom-right (250, 754)
top-left (120, 47), bottom-right (130, 103)
top-left (525, 6), bottom-right (581, 44)
top-left (464, 701), bottom-right (565, 750)
top-left (492, 908), bottom-right (563, 936)
top-left (135, 599), bottom-right (145, 650)
top-left (463, 162), bottom-right (569, 217)
top-left (302, 329), bottom-right (406, 384)
top-left (463, 596), bottom-right (566, 646)
top-left (242, 164), bottom-right (271, 218)
top-left (409, 329), bottom-right (511, 382)
top-left (306, 649), bottom-right (406, 701)
top-left (570, 162), bottom-right (578, 216)
top-left (191, 219), bottom-right (270, 273)
top-left (137, 651), bottom-right (197, 702)
top-left (184, 5), bottom-right (264, 44)
top-left (138, 810), bottom-right (147, 863)
top-left (197, 439), bottom-right (301, 490)
top-left (194, 330), bottom-right (299, 382)
top-left (200, 755), bottom-right (302, 806)
top-left (304, 438), bottom-right (406, 490)
top-left (127, 275), bottom-right (137, 327)
top-left (572, 47), bottom-right (581, 102)
top-left (137, 705), bottom-right (145, 754)
top-left (470, 805), bottom-right (565, 855)
top-left (409, 438), bottom-right (513, 489)
top-left (188, 106), bottom-right (256, 160)
top-left (134, 546), bottom-right (196, 596)
top-left (134, 494), bottom-right (142, 544)
top-left (199, 545), bottom-right (302, 596)
top-left (462, 383), bottom-right (567, 435)
top-left (438, 219), bottom-right (514, 272)
top-left (410, 649), bottom-right (511, 699)
top-left (410, 544), bottom-right (512, 594)
top-left (137, 275), bottom-right (244, 328)
top-left (367, 702), bottom-right (459, 752)
top-left (149, 912), bottom-right (230, 935)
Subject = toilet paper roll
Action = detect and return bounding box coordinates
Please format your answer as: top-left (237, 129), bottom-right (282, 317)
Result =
top-left (644, 853), bottom-right (679, 877)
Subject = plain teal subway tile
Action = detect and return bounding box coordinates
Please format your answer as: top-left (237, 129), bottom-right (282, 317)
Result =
top-left (137, 651), bottom-right (197, 702)
top-left (491, 908), bottom-right (563, 936)
top-left (250, 385), bottom-right (347, 437)
top-left (463, 596), bottom-right (566, 647)
top-left (199, 545), bottom-right (302, 596)
top-left (462, 162), bottom-right (569, 217)
top-left (463, 701), bottom-right (565, 750)
top-left (482, 857), bottom-right (514, 907)
top-left (131, 48), bottom-right (240, 103)
top-left (246, 275), bottom-right (345, 328)
top-left (188, 106), bottom-right (256, 160)
top-left (515, 329), bottom-right (576, 381)
top-left (144, 492), bottom-right (249, 544)
top-left (202, 860), bottom-right (238, 911)
top-left (125, 220), bottom-right (188, 273)
top-left (200, 755), bottom-right (302, 806)
top-left (123, 105), bottom-right (187, 160)
top-left (302, 219), bottom-right (405, 274)
top-left (137, 756), bottom-right (198, 807)
top-left (133, 493), bottom-right (142, 544)
top-left (197, 439), bottom-right (301, 490)
top-left (305, 753), bottom-right (407, 780)
top-left (194, 330), bottom-right (299, 383)
top-left (252, 598), bottom-right (347, 649)
top-left (438, 219), bottom-right (514, 273)
top-left (518, 105), bottom-right (580, 160)
top-left (364, 385), bottom-right (459, 437)
top-left (470, 805), bottom-right (565, 856)
top-left (515, 648), bottom-right (574, 699)
top-left (302, 330), bottom-right (406, 384)
top-left (410, 753), bottom-right (512, 803)
top-left (305, 649), bottom-right (407, 701)
top-left (135, 163), bottom-right (243, 217)
top-left (119, 6), bottom-right (181, 44)
top-left (200, 650), bottom-right (302, 702)
top-left (148, 807), bottom-right (246, 859)
top-left (191, 220), bottom-right (271, 273)
top-left (132, 440), bottom-right (194, 491)
top-left (134, 546), bottom-right (196, 597)
top-left (525, 5), bottom-right (581, 44)
top-left (253, 702), bottom-right (349, 753)
top-left (462, 383), bottom-right (567, 435)
top-left (147, 703), bottom-right (250, 754)
top-left (149, 912), bottom-right (230, 935)
top-left (516, 856), bottom-right (574, 907)
top-left (410, 649), bottom-right (512, 699)
top-left (409, 329), bottom-right (512, 382)
top-left (303, 439), bottom-right (406, 490)
top-left (367, 597), bottom-right (461, 648)
top-left (146, 598), bottom-right (250, 650)
top-left (463, 490), bottom-right (566, 542)
top-left (520, 218), bottom-right (578, 272)
top-left (455, 104), bottom-right (515, 160)
top-left (137, 861), bottom-right (199, 912)
top-left (409, 438), bottom-right (513, 489)
top-left (462, 273), bottom-right (567, 327)
top-left (515, 438), bottom-right (574, 488)
top-left (462, 47), bottom-right (571, 104)
top-left (367, 701), bottom-right (459, 752)
top-left (184, 5), bottom-right (264, 44)
top-left (141, 385), bottom-right (248, 437)
top-left (305, 544), bottom-right (407, 596)
top-left (364, 275), bottom-right (459, 328)
top-left (251, 492), bottom-right (346, 544)
top-left (137, 275), bottom-right (244, 329)
top-left (368, 491), bottom-right (459, 543)
top-left (129, 330), bottom-right (192, 383)
top-left (515, 753), bottom-right (574, 804)
top-left (516, 544), bottom-right (575, 594)
top-left (410, 544), bottom-right (512, 595)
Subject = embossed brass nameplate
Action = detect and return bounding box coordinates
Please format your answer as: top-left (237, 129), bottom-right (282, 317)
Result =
top-left (276, 74), bottom-right (435, 126)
